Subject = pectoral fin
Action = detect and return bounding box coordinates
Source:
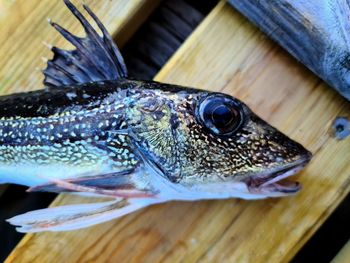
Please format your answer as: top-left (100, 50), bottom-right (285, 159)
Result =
top-left (7, 198), bottom-right (150, 233)
top-left (28, 174), bottom-right (155, 198)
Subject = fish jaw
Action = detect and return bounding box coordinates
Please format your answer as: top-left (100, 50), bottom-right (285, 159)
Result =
top-left (243, 154), bottom-right (311, 197)
top-left (160, 151), bottom-right (312, 201)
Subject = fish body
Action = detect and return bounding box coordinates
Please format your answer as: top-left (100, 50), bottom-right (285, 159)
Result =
top-left (2, 0), bottom-right (312, 232)
top-left (0, 80), bottom-right (136, 187)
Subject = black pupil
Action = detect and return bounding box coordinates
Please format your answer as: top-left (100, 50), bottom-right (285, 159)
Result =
top-left (211, 105), bottom-right (236, 129)
top-left (199, 96), bottom-right (242, 135)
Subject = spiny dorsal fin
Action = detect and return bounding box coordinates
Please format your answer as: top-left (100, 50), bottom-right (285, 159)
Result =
top-left (43, 0), bottom-right (128, 88)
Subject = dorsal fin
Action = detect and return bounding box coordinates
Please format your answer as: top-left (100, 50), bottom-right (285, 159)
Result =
top-left (43, 0), bottom-right (128, 88)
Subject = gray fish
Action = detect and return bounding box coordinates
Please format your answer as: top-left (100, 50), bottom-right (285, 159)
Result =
top-left (1, 0), bottom-right (311, 233)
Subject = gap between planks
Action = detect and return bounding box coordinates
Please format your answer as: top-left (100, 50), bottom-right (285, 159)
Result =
top-left (6, 1), bottom-right (350, 262)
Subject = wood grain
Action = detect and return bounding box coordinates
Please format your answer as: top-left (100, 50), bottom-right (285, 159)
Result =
top-left (5, 1), bottom-right (350, 262)
top-left (331, 240), bottom-right (350, 263)
top-left (228, 0), bottom-right (350, 101)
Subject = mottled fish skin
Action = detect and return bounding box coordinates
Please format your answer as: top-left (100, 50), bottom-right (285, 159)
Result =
top-left (0, 80), bottom-right (140, 187)
top-left (125, 81), bottom-right (311, 190)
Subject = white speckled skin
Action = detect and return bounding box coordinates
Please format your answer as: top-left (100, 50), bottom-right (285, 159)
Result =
top-left (0, 81), bottom-right (140, 189)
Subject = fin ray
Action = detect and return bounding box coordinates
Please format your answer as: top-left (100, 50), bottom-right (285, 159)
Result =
top-left (27, 172), bottom-right (155, 198)
top-left (82, 3), bottom-right (128, 77)
top-left (43, 0), bottom-right (128, 88)
top-left (7, 199), bottom-right (149, 233)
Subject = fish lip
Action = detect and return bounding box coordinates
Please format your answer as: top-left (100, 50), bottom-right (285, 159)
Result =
top-left (244, 153), bottom-right (312, 195)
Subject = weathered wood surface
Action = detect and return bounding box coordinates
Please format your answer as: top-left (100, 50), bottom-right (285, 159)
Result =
top-left (331, 240), bottom-right (350, 263)
top-left (5, 1), bottom-right (350, 262)
top-left (228, 0), bottom-right (350, 101)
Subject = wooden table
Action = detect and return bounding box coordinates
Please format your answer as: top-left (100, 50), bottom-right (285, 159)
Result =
top-left (3, 0), bottom-right (350, 262)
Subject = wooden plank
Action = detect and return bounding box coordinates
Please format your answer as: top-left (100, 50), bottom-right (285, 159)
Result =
top-left (331, 240), bottom-right (350, 263)
top-left (6, 1), bottom-right (350, 262)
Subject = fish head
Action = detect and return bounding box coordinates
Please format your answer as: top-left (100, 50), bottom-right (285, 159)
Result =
top-left (127, 82), bottom-right (312, 199)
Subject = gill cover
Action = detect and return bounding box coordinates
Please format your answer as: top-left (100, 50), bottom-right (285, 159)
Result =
top-left (125, 87), bottom-right (184, 182)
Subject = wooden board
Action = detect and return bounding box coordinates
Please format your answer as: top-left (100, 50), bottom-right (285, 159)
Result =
top-left (6, 1), bottom-right (350, 262)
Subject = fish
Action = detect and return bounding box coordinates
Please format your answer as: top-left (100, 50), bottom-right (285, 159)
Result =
top-left (0, 0), bottom-right (312, 233)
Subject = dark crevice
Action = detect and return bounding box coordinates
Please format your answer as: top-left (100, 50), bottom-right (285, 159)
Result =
top-left (123, 0), bottom-right (217, 80)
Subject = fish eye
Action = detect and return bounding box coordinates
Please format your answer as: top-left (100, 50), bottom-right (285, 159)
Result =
top-left (197, 94), bottom-right (244, 136)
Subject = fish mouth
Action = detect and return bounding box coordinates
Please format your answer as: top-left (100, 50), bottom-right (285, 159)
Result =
top-left (244, 154), bottom-right (312, 196)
